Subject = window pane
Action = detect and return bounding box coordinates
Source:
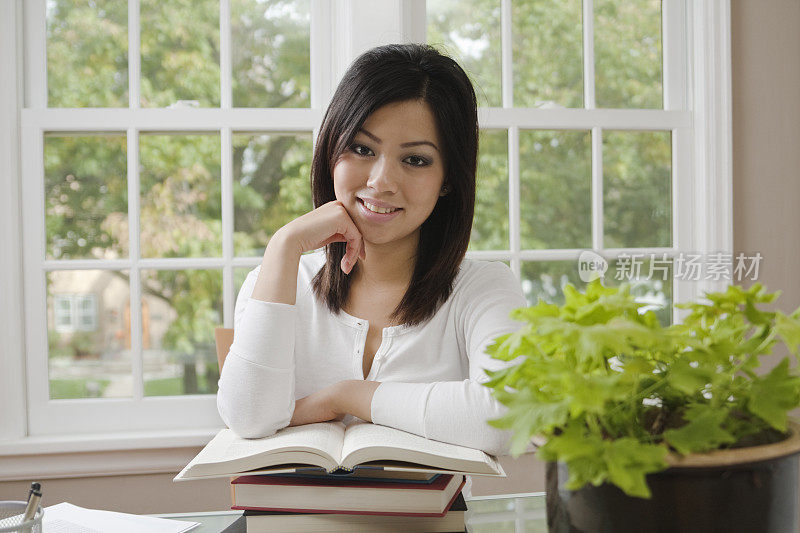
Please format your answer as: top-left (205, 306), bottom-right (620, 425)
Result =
top-left (235, 267), bottom-right (255, 298)
top-left (603, 131), bottom-right (671, 248)
top-left (55, 296), bottom-right (73, 329)
top-left (520, 130), bottom-right (591, 249)
top-left (45, 134), bottom-right (129, 260)
top-left (513, 0), bottom-right (583, 108)
top-left (427, 0), bottom-right (502, 107)
top-left (77, 295), bottom-right (97, 330)
top-left (141, 0), bottom-right (220, 107)
top-left (233, 133), bottom-right (313, 257)
top-left (607, 256), bottom-right (672, 326)
top-left (47, 0), bottom-right (129, 107)
top-left (142, 269), bottom-right (222, 396)
top-left (521, 258), bottom-right (672, 325)
top-left (140, 134), bottom-right (222, 258)
top-left (470, 129), bottom-right (508, 251)
top-left (595, 0), bottom-right (662, 108)
top-left (521, 260), bottom-right (584, 306)
top-left (232, 0), bottom-right (311, 108)
top-left (47, 270), bottom-right (132, 399)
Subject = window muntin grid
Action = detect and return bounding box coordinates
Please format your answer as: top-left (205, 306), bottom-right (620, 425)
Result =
top-left (20, 0), bottom-right (692, 435)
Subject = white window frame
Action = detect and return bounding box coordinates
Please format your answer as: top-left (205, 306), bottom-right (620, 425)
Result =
top-left (0, 0), bottom-right (733, 481)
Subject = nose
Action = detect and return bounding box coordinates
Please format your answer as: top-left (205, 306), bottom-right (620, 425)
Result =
top-left (365, 156), bottom-right (398, 193)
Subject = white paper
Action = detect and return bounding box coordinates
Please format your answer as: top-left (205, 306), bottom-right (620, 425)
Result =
top-left (43, 503), bottom-right (199, 533)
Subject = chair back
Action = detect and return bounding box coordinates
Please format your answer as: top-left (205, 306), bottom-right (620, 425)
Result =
top-left (214, 327), bottom-right (234, 371)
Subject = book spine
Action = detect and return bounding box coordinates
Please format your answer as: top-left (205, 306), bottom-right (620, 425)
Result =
top-left (230, 477), bottom-right (466, 518)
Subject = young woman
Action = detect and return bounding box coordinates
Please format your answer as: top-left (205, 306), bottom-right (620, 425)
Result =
top-left (217, 43), bottom-right (527, 456)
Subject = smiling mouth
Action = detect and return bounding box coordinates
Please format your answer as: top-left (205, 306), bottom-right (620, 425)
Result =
top-left (358, 198), bottom-right (402, 214)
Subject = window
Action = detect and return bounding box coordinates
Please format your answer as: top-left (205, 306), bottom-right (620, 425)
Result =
top-left (21, 0), bottom-right (323, 435)
top-left (52, 294), bottom-right (97, 333)
top-left (6, 0), bottom-right (732, 442)
top-left (428, 0), bottom-right (680, 327)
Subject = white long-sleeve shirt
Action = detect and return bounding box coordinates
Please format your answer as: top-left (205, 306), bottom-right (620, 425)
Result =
top-left (216, 250), bottom-right (528, 456)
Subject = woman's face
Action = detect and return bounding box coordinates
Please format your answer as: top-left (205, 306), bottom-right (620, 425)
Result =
top-left (333, 99), bottom-right (446, 248)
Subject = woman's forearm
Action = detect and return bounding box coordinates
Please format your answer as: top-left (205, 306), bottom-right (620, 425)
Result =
top-left (250, 229), bottom-right (302, 305)
top-left (370, 380), bottom-right (514, 456)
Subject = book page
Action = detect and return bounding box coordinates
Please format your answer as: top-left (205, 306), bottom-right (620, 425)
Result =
top-left (340, 421), bottom-right (501, 475)
top-left (183, 422), bottom-right (346, 477)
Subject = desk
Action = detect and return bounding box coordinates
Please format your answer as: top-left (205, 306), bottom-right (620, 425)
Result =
top-left (156, 492), bottom-right (548, 532)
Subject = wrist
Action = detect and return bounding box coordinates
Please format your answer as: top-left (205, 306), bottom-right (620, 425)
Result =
top-left (330, 380), bottom-right (355, 416)
top-left (267, 227), bottom-right (302, 260)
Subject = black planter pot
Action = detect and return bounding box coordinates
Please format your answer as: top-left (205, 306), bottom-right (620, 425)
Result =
top-left (545, 424), bottom-right (800, 533)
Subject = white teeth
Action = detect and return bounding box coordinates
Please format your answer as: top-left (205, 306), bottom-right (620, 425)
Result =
top-left (363, 201), bottom-right (398, 214)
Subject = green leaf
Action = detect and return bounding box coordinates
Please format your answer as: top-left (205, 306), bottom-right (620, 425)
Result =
top-left (538, 423), bottom-right (608, 488)
top-left (510, 301), bottom-right (559, 322)
top-left (566, 374), bottom-right (626, 416)
top-left (666, 358), bottom-right (712, 395)
top-left (489, 399), bottom-right (570, 456)
top-left (603, 438), bottom-right (668, 498)
top-left (663, 404), bottom-right (736, 454)
top-left (748, 358), bottom-right (800, 431)
top-left (776, 311), bottom-right (800, 354)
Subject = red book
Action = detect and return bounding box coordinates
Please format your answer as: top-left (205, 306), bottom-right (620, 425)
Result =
top-left (231, 473), bottom-right (465, 517)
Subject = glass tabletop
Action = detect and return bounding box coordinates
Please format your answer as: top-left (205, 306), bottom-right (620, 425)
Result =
top-left (466, 492), bottom-right (547, 533)
top-left (156, 492), bottom-right (547, 533)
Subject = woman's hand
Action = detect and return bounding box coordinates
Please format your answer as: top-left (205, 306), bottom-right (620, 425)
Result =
top-left (277, 200), bottom-right (366, 275)
top-left (289, 380), bottom-right (381, 427)
top-left (251, 200), bottom-right (365, 304)
top-left (289, 385), bottom-right (345, 426)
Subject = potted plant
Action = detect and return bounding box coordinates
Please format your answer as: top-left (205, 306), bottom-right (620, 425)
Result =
top-left (484, 281), bottom-right (800, 533)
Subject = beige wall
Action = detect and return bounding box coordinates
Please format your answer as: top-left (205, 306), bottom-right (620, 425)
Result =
top-left (731, 0), bottom-right (800, 318)
top-left (2, 0), bottom-right (799, 514)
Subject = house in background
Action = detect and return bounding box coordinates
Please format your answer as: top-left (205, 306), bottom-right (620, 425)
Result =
top-left (46, 269), bottom-right (216, 398)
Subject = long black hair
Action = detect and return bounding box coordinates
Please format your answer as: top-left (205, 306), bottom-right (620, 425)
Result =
top-left (310, 43), bottom-right (478, 326)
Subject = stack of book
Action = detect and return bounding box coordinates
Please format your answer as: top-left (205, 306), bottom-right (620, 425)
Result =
top-left (176, 420), bottom-right (505, 532)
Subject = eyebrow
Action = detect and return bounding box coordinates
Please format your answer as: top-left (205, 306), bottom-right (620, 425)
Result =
top-left (358, 128), bottom-right (439, 152)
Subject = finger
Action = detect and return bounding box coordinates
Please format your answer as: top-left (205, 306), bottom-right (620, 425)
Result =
top-left (320, 233), bottom-right (346, 248)
top-left (335, 223), bottom-right (363, 275)
top-left (342, 236), bottom-right (363, 274)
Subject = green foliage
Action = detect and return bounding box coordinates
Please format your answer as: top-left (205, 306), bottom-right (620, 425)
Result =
top-left (484, 281), bottom-right (800, 498)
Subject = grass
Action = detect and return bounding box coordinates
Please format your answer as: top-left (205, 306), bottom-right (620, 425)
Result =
top-left (144, 376), bottom-right (218, 396)
top-left (49, 375), bottom-right (218, 399)
top-left (144, 377), bottom-right (184, 396)
top-left (50, 379), bottom-right (111, 399)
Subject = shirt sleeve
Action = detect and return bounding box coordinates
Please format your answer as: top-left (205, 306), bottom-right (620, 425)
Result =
top-left (216, 266), bottom-right (297, 438)
top-left (370, 262), bottom-right (528, 456)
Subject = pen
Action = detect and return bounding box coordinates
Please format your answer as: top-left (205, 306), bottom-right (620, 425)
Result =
top-left (22, 482), bottom-right (41, 523)
top-left (26, 482), bottom-right (40, 504)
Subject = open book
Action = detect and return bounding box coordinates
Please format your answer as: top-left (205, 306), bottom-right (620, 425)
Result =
top-left (175, 421), bottom-right (504, 481)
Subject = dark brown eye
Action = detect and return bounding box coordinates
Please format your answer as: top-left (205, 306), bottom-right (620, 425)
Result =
top-left (405, 155), bottom-right (430, 167)
top-left (351, 144), bottom-right (373, 156)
